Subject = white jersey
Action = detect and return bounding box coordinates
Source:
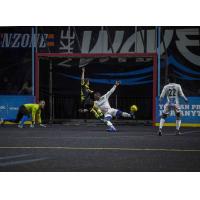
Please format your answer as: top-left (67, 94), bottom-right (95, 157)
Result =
top-left (160, 83), bottom-right (187, 105)
top-left (94, 85), bottom-right (116, 114)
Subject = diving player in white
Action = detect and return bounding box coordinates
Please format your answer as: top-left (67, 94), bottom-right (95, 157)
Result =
top-left (158, 77), bottom-right (188, 136)
top-left (94, 81), bottom-right (134, 132)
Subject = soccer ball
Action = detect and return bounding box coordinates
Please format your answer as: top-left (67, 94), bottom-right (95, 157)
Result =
top-left (130, 105), bottom-right (138, 112)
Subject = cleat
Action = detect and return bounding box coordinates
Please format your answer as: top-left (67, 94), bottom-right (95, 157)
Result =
top-left (176, 129), bottom-right (181, 135)
top-left (106, 126), bottom-right (117, 133)
top-left (18, 124), bottom-right (23, 128)
top-left (130, 112), bottom-right (136, 119)
top-left (0, 118), bottom-right (4, 125)
top-left (158, 129), bottom-right (162, 136)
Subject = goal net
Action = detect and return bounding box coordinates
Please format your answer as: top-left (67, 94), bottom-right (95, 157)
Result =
top-left (35, 53), bottom-right (157, 124)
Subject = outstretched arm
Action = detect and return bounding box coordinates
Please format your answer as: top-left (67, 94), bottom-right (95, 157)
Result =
top-left (81, 67), bottom-right (85, 85)
top-left (105, 81), bottom-right (120, 99)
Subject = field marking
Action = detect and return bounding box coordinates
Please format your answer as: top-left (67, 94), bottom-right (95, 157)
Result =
top-left (0, 154), bottom-right (31, 160)
top-left (155, 123), bottom-right (200, 127)
top-left (0, 133), bottom-right (193, 140)
top-left (0, 157), bottom-right (48, 167)
top-left (181, 131), bottom-right (200, 135)
top-left (0, 131), bottom-right (199, 140)
top-left (0, 146), bottom-right (200, 152)
top-left (0, 135), bottom-right (161, 140)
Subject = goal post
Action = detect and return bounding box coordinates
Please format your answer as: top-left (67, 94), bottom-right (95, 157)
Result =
top-left (35, 52), bottom-right (158, 124)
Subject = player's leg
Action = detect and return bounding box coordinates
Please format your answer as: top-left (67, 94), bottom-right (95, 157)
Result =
top-left (104, 113), bottom-right (117, 132)
top-left (95, 107), bottom-right (103, 118)
top-left (84, 99), bottom-right (104, 121)
top-left (158, 103), bottom-right (169, 136)
top-left (18, 115), bottom-right (31, 128)
top-left (90, 105), bottom-right (113, 130)
top-left (89, 100), bottom-right (103, 119)
top-left (0, 105), bottom-right (25, 125)
top-left (175, 105), bottom-right (181, 135)
top-left (104, 108), bottom-right (131, 132)
top-left (15, 105), bottom-right (30, 128)
top-left (119, 111), bottom-right (132, 118)
top-left (111, 108), bottom-right (133, 119)
top-left (103, 108), bottom-right (132, 132)
top-left (79, 100), bottom-right (88, 113)
top-left (90, 107), bottom-right (103, 119)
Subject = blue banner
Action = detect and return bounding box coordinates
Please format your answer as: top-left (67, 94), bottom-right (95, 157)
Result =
top-left (0, 95), bottom-right (35, 119)
top-left (156, 97), bottom-right (200, 124)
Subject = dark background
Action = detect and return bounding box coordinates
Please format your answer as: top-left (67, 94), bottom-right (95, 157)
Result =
top-left (0, 26), bottom-right (200, 121)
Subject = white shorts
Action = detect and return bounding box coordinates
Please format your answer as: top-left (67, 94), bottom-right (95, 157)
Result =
top-left (104, 108), bottom-right (118, 118)
top-left (163, 103), bottom-right (181, 115)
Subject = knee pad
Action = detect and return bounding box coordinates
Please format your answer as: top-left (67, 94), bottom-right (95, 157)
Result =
top-left (104, 115), bottom-right (112, 121)
top-left (161, 113), bottom-right (168, 119)
top-left (116, 110), bottom-right (123, 118)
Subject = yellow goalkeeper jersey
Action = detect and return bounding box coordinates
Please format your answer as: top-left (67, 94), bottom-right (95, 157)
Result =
top-left (24, 104), bottom-right (42, 124)
top-left (81, 80), bottom-right (93, 102)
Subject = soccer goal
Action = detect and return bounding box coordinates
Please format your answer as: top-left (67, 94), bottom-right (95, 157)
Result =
top-left (35, 53), bottom-right (158, 124)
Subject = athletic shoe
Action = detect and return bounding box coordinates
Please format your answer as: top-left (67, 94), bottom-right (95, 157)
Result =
top-left (158, 129), bottom-right (162, 136)
top-left (130, 112), bottom-right (136, 119)
top-left (106, 126), bottom-right (117, 133)
top-left (0, 118), bottom-right (4, 125)
top-left (18, 124), bottom-right (23, 128)
top-left (176, 129), bottom-right (181, 135)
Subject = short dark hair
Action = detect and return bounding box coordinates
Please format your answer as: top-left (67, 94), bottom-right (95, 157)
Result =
top-left (167, 75), bottom-right (176, 83)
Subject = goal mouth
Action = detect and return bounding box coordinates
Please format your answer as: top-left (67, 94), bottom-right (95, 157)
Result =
top-left (35, 53), bottom-right (157, 123)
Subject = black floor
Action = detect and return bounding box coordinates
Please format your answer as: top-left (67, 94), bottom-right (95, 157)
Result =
top-left (0, 124), bottom-right (200, 172)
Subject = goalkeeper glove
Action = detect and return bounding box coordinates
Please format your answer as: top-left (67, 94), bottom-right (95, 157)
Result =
top-left (30, 124), bottom-right (34, 128)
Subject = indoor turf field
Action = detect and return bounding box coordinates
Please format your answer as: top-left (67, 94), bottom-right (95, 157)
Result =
top-left (0, 124), bottom-right (200, 172)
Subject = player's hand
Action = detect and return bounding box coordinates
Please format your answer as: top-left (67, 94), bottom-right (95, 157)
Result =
top-left (39, 124), bottom-right (47, 128)
top-left (82, 67), bottom-right (85, 72)
top-left (115, 81), bottom-right (120, 87)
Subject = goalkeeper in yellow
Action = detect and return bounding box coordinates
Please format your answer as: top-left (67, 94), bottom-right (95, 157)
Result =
top-left (0, 100), bottom-right (46, 128)
top-left (79, 67), bottom-right (104, 120)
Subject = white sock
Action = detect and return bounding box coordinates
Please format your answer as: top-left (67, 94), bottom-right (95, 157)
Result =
top-left (122, 112), bottom-right (131, 118)
top-left (106, 120), bottom-right (113, 127)
top-left (159, 118), bottom-right (165, 129)
top-left (176, 119), bottom-right (181, 130)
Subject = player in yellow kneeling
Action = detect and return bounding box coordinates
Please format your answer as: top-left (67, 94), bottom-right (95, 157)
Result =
top-left (0, 100), bottom-right (46, 128)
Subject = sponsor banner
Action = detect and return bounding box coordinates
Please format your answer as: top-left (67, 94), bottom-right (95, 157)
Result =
top-left (0, 33), bottom-right (55, 48)
top-left (0, 95), bottom-right (35, 119)
top-left (1, 27), bottom-right (200, 65)
top-left (156, 96), bottom-right (200, 124)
